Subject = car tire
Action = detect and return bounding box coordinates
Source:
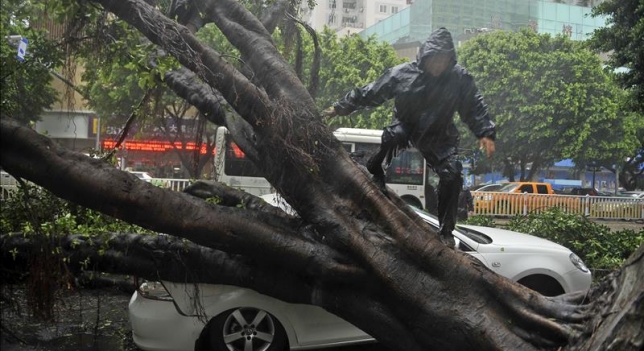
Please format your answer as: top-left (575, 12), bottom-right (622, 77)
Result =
top-left (195, 307), bottom-right (289, 351)
top-left (517, 275), bottom-right (565, 297)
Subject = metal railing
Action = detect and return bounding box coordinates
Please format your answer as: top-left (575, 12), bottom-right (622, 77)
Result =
top-left (151, 178), bottom-right (192, 192)
top-left (0, 176), bottom-right (194, 200)
top-left (2, 178), bottom-right (642, 221)
top-left (472, 191), bottom-right (644, 220)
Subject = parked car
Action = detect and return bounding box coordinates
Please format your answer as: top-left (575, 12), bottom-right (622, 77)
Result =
top-left (128, 199), bottom-right (591, 351)
top-left (475, 182), bottom-right (554, 214)
top-left (128, 171), bottom-right (154, 182)
top-left (568, 187), bottom-right (600, 196)
top-left (617, 191), bottom-right (644, 199)
top-left (471, 183), bottom-right (505, 192)
top-left (471, 183), bottom-right (506, 209)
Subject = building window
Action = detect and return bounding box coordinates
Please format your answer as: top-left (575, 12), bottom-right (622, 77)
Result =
top-left (343, 1), bottom-right (356, 10)
top-left (342, 16), bottom-right (358, 25)
top-left (392, 6), bottom-right (399, 13)
top-left (329, 0), bottom-right (336, 9)
top-left (379, 4), bottom-right (387, 13)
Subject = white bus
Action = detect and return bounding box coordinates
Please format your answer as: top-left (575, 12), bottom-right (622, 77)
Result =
top-left (213, 127), bottom-right (429, 209)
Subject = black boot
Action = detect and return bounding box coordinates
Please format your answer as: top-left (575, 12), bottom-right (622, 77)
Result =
top-left (439, 226), bottom-right (456, 248)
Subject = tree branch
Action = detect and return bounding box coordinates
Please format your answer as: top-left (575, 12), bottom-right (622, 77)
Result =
top-left (0, 119), bottom-right (360, 281)
top-left (93, 0), bottom-right (273, 127)
top-left (196, 0), bottom-right (316, 111)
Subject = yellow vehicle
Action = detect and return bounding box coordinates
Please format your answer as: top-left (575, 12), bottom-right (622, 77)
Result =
top-left (473, 182), bottom-right (580, 215)
top-left (497, 182), bottom-right (556, 195)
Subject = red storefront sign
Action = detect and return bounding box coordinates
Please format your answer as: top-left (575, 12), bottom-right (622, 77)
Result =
top-left (102, 139), bottom-right (215, 154)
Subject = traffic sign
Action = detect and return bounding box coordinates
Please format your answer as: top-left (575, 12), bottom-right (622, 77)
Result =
top-left (17, 37), bottom-right (28, 62)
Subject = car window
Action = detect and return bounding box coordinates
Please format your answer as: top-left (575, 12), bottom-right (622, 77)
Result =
top-left (519, 185), bottom-right (533, 193)
top-left (536, 184), bottom-right (548, 194)
top-left (475, 184), bottom-right (503, 192)
top-left (498, 183), bottom-right (520, 192)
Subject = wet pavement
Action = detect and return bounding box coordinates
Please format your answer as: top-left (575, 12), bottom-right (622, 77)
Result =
top-left (1, 283), bottom-right (138, 351)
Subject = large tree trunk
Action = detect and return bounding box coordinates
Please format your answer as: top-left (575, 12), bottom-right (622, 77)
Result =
top-left (1, 1), bottom-right (642, 350)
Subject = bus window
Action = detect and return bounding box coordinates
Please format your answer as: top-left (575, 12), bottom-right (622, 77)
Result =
top-left (386, 149), bottom-right (424, 185)
top-left (224, 135), bottom-right (263, 177)
top-left (355, 143), bottom-right (379, 154)
top-left (353, 142), bottom-right (379, 159)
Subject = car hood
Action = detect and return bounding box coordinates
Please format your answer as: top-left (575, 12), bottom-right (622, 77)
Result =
top-left (458, 224), bottom-right (570, 253)
top-left (261, 194), bottom-right (571, 254)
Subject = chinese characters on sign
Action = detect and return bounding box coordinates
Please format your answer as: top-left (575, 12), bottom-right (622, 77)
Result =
top-left (102, 139), bottom-right (215, 154)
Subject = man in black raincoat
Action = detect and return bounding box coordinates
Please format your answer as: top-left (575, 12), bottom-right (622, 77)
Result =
top-left (325, 27), bottom-right (496, 246)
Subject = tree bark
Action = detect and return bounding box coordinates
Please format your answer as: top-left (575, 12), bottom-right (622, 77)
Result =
top-left (1, 0), bottom-right (643, 350)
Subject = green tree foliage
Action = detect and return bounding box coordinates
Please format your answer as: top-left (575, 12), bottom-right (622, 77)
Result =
top-left (0, 0), bottom-right (61, 125)
top-left (0, 184), bottom-right (151, 235)
top-left (285, 28), bottom-right (406, 129)
top-left (586, 0), bottom-right (644, 190)
top-left (457, 29), bottom-right (637, 181)
top-left (273, 28), bottom-right (406, 129)
top-left (506, 208), bottom-right (644, 279)
top-left (587, 0), bottom-right (643, 115)
top-left (78, 12), bottom-right (220, 179)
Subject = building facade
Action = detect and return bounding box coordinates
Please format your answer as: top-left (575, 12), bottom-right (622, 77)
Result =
top-left (359, 0), bottom-right (607, 56)
top-left (299, 0), bottom-right (413, 36)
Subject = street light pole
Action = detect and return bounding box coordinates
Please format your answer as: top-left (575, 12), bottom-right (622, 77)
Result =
top-left (587, 161), bottom-right (599, 190)
top-left (95, 116), bottom-right (101, 150)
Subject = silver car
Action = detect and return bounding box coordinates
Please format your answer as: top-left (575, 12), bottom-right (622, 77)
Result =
top-left (129, 205), bottom-right (591, 351)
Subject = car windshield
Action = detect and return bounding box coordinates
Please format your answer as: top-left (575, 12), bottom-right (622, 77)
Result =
top-left (414, 209), bottom-right (493, 245)
top-left (497, 183), bottom-right (520, 192)
top-left (475, 184), bottom-right (503, 192)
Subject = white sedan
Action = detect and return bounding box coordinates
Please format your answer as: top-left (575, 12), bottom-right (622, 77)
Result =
top-left (129, 202), bottom-right (591, 351)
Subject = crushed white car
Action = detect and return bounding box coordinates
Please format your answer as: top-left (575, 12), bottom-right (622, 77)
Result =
top-left (129, 195), bottom-right (591, 351)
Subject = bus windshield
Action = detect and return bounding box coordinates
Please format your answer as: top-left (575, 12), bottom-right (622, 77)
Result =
top-left (386, 149), bottom-right (424, 185)
top-left (224, 135), bottom-right (263, 177)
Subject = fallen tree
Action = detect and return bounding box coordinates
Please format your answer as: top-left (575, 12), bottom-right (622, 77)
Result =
top-left (1, 1), bottom-right (642, 350)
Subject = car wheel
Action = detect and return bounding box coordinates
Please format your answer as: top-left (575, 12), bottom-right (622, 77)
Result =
top-left (195, 307), bottom-right (289, 351)
top-left (517, 275), bottom-right (565, 297)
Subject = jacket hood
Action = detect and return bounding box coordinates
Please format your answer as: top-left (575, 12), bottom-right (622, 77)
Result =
top-left (416, 27), bottom-right (457, 70)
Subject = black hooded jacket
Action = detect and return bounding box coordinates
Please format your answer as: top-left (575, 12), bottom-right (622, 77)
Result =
top-left (333, 27), bottom-right (496, 161)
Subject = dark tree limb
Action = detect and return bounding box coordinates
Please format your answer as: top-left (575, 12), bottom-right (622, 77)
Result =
top-left (565, 244), bottom-right (644, 351)
top-left (0, 119), bottom-right (359, 280)
top-left (0, 232), bottom-right (367, 298)
top-left (287, 13), bottom-right (321, 98)
top-left (96, 0), bottom-right (273, 127)
top-left (258, 0), bottom-right (291, 34)
top-left (196, 0), bottom-right (316, 110)
top-left (3, 1), bottom-right (643, 350)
